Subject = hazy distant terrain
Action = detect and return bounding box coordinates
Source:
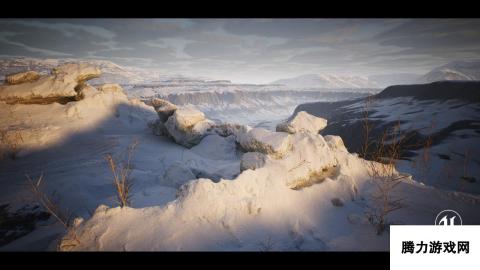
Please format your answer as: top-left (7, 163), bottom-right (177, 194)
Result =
top-left (272, 60), bottom-right (480, 89)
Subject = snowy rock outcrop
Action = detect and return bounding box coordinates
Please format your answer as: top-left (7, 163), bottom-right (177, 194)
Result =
top-left (77, 85), bottom-right (99, 99)
top-left (52, 63), bottom-right (101, 84)
top-left (0, 63), bottom-right (101, 102)
top-left (324, 135), bottom-right (347, 152)
top-left (164, 107), bottom-right (214, 148)
top-left (210, 123), bottom-right (251, 138)
top-left (276, 111), bottom-right (327, 134)
top-left (60, 129), bottom-right (388, 251)
top-left (97, 83), bottom-right (124, 94)
top-left (5, 71), bottom-right (40, 85)
top-left (0, 62), bottom-right (156, 157)
top-left (149, 101), bottom-right (323, 155)
top-left (172, 107), bottom-right (206, 129)
top-left (148, 119), bottom-right (168, 136)
top-left (148, 99), bottom-right (214, 148)
top-left (240, 152), bottom-right (266, 171)
top-left (151, 98), bottom-right (178, 122)
top-left (148, 98), bottom-right (177, 137)
top-left (237, 127), bottom-right (292, 159)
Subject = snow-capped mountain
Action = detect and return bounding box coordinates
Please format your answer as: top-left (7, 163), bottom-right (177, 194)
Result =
top-left (271, 74), bottom-right (380, 89)
top-left (272, 60), bottom-right (480, 89)
top-left (418, 60), bottom-right (480, 83)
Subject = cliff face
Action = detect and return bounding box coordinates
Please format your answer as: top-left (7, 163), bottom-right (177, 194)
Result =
top-left (153, 90), bottom-right (370, 109)
top-left (147, 90), bottom-right (371, 130)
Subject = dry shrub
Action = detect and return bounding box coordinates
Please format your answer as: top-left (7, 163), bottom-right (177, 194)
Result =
top-left (258, 236), bottom-right (275, 251)
top-left (364, 123), bottom-right (407, 235)
top-left (105, 138), bottom-right (139, 208)
top-left (26, 173), bottom-right (81, 250)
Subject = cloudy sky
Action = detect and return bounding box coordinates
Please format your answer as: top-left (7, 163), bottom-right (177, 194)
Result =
top-left (1, 19), bottom-right (479, 83)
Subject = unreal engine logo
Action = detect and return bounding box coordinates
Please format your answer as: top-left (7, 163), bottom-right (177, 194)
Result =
top-left (435, 210), bottom-right (463, 226)
top-left (390, 209), bottom-right (478, 270)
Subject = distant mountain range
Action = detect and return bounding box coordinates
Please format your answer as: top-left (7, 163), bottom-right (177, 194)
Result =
top-left (272, 60), bottom-right (480, 89)
top-left (1, 57), bottom-right (480, 89)
top-left (417, 60), bottom-right (480, 83)
top-left (272, 74), bottom-right (379, 89)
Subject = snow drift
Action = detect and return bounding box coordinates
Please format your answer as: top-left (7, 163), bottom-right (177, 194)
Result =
top-left (59, 126), bottom-right (374, 251)
top-left (59, 106), bottom-right (480, 251)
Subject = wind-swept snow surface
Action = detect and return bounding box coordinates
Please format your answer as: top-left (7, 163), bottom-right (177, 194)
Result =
top-left (60, 127), bottom-right (480, 251)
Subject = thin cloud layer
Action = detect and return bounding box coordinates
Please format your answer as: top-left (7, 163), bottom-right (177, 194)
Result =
top-left (0, 19), bottom-right (479, 83)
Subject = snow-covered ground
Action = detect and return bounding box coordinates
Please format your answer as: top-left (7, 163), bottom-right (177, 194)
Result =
top-left (295, 85), bottom-right (480, 195)
top-left (1, 63), bottom-right (479, 251)
top-left (351, 97), bottom-right (480, 194)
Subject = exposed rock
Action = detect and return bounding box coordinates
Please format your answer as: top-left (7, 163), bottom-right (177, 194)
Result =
top-left (240, 152), bottom-right (266, 171)
top-left (331, 198), bottom-right (344, 207)
top-left (148, 119), bottom-right (168, 136)
top-left (52, 63), bottom-right (101, 83)
top-left (324, 135), bottom-right (347, 152)
top-left (211, 123), bottom-right (251, 138)
top-left (276, 111), bottom-right (327, 134)
top-left (77, 85), bottom-right (98, 99)
top-left (237, 128), bottom-right (292, 158)
top-left (0, 63), bottom-right (102, 102)
top-left (164, 107), bottom-right (214, 148)
top-left (288, 166), bottom-right (338, 190)
top-left (5, 71), bottom-right (41, 85)
top-left (151, 98), bottom-right (178, 122)
top-left (97, 83), bottom-right (124, 94)
top-left (173, 107), bottom-right (206, 131)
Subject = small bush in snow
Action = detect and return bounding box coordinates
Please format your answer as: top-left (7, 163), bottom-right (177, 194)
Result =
top-left (364, 123), bottom-right (406, 235)
top-left (26, 173), bottom-right (81, 250)
top-left (105, 138), bottom-right (139, 208)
